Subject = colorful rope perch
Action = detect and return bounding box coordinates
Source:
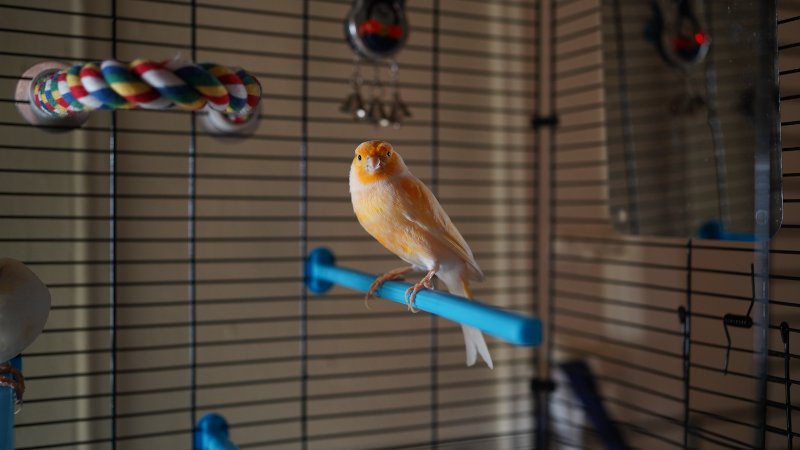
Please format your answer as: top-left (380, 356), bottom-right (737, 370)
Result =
top-left (33, 59), bottom-right (260, 118)
top-left (16, 60), bottom-right (262, 136)
top-left (305, 248), bottom-right (542, 346)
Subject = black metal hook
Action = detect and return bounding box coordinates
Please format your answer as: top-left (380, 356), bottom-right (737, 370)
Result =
top-left (722, 264), bottom-right (756, 375)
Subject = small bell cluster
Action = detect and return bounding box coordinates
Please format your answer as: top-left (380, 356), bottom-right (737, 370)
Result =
top-left (341, 58), bottom-right (411, 128)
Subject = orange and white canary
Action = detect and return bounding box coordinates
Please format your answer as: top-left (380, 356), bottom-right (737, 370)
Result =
top-left (349, 140), bottom-right (493, 369)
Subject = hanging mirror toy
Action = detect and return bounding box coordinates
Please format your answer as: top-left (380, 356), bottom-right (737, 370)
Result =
top-left (342, 0), bottom-right (410, 128)
top-left (645, 0), bottom-right (711, 117)
top-left (646, 0), bottom-right (711, 70)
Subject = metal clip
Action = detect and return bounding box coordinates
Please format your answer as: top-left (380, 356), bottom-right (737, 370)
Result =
top-left (722, 264), bottom-right (755, 375)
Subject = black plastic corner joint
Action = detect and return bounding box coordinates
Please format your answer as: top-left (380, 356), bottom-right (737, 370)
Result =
top-left (677, 306), bottom-right (687, 324)
top-left (531, 114), bottom-right (559, 129)
top-left (530, 378), bottom-right (557, 392)
top-left (780, 322), bottom-right (790, 344)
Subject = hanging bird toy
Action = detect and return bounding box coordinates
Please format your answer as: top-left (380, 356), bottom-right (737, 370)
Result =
top-left (645, 0), bottom-right (711, 115)
top-left (341, 0), bottom-right (411, 128)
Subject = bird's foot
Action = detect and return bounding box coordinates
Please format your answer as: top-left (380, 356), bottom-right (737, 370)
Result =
top-left (404, 268), bottom-right (437, 313)
top-left (366, 266), bottom-right (414, 309)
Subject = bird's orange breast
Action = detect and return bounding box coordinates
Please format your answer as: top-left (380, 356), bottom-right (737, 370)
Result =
top-left (351, 180), bottom-right (437, 268)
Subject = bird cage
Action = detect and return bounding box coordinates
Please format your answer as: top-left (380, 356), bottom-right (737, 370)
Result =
top-left (0, 1), bottom-right (796, 449)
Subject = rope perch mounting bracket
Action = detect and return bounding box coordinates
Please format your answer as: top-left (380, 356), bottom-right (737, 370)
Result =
top-left (16, 62), bottom-right (90, 132)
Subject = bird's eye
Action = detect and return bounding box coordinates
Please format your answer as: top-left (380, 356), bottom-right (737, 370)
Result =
top-left (387, 151), bottom-right (391, 157)
top-left (358, 155), bottom-right (362, 161)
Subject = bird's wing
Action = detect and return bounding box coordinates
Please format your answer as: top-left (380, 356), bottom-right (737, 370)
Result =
top-left (396, 175), bottom-right (484, 281)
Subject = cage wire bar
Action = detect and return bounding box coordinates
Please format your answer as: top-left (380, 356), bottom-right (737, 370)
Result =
top-left (1, 1), bottom-right (539, 449)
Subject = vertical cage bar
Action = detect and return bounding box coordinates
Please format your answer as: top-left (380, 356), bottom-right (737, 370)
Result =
top-left (430, 0), bottom-right (441, 447)
top-left (109, 1), bottom-right (119, 448)
top-left (299, 1), bottom-right (310, 449)
top-left (188, 0), bottom-right (199, 446)
top-left (681, 240), bottom-right (692, 449)
top-left (609, 0), bottom-right (639, 234)
top-left (532, 0), bottom-right (544, 446)
top-left (700, 7), bottom-right (731, 227)
top-left (780, 322), bottom-right (792, 450)
top-left (541, 0), bottom-right (559, 447)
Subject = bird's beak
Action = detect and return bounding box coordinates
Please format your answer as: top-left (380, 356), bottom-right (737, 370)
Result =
top-left (365, 155), bottom-right (382, 173)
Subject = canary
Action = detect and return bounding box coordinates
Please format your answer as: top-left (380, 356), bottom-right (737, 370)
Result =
top-left (349, 140), bottom-right (493, 369)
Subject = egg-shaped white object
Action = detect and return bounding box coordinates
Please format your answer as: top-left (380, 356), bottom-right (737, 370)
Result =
top-left (0, 258), bottom-right (50, 363)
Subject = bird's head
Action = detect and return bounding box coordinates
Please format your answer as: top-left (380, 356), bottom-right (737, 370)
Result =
top-left (351, 140), bottom-right (404, 184)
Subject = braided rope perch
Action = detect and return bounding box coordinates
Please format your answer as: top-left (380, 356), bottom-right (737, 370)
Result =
top-left (32, 59), bottom-right (261, 123)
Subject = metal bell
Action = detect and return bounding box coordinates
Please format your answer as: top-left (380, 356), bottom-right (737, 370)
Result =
top-left (339, 92), bottom-right (355, 113)
top-left (389, 92), bottom-right (411, 128)
top-left (340, 91), bottom-right (367, 120)
top-left (367, 97), bottom-right (390, 127)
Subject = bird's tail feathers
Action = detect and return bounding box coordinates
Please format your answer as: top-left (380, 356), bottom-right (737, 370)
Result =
top-left (440, 272), bottom-right (494, 369)
top-left (462, 324), bottom-right (493, 369)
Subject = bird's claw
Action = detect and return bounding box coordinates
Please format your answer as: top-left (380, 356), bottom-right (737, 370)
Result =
top-left (364, 267), bottom-right (413, 309)
top-left (365, 280), bottom-right (385, 310)
top-left (364, 289), bottom-right (375, 310)
top-left (404, 269), bottom-right (437, 313)
top-left (404, 285), bottom-right (421, 313)
top-left (404, 279), bottom-right (432, 313)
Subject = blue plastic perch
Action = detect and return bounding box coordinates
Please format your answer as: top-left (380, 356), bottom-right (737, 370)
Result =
top-left (0, 356), bottom-right (21, 450)
top-left (305, 247), bottom-right (542, 346)
top-left (697, 219), bottom-right (758, 242)
top-left (195, 413), bottom-right (238, 450)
